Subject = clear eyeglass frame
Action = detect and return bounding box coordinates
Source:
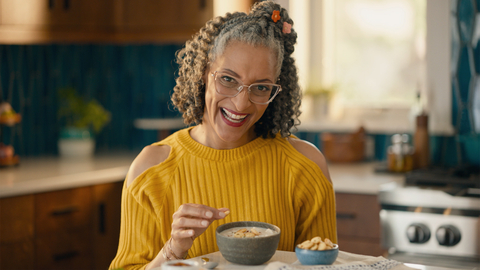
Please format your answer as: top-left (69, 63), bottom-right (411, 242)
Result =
top-left (211, 71), bottom-right (281, 105)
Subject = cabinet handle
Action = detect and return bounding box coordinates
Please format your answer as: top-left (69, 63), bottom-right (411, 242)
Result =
top-left (199, 0), bottom-right (206, 10)
top-left (99, 203), bottom-right (106, 234)
top-left (336, 213), bottom-right (356, 219)
top-left (64, 0), bottom-right (70, 10)
top-left (53, 251), bottom-right (79, 261)
top-left (51, 205), bottom-right (79, 216)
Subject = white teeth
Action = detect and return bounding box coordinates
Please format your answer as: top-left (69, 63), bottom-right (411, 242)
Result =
top-left (222, 108), bottom-right (247, 122)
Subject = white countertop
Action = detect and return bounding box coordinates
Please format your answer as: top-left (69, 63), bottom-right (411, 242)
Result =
top-left (329, 162), bottom-right (405, 195)
top-left (0, 153), bottom-right (136, 198)
top-left (0, 153), bottom-right (404, 198)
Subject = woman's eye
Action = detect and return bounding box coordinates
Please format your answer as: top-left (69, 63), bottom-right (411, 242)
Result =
top-left (255, 85), bottom-right (271, 92)
top-left (221, 76), bottom-right (236, 84)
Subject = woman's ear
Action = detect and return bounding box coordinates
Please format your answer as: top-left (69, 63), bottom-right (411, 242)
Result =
top-left (202, 66), bottom-right (210, 85)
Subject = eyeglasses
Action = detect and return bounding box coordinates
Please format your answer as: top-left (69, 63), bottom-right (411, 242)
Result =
top-left (211, 71), bottom-right (281, 104)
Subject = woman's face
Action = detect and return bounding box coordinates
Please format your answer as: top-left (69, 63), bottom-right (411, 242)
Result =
top-left (199, 41), bottom-right (278, 149)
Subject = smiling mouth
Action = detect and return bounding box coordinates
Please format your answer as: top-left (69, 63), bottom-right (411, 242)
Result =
top-left (221, 108), bottom-right (248, 123)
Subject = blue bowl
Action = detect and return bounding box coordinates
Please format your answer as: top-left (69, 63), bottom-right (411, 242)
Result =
top-left (295, 244), bottom-right (339, 265)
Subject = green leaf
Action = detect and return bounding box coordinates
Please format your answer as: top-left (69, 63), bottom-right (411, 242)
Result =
top-left (57, 88), bottom-right (111, 134)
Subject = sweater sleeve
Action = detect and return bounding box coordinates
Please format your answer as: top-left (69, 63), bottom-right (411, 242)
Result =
top-left (109, 170), bottom-right (171, 270)
top-left (290, 158), bottom-right (338, 246)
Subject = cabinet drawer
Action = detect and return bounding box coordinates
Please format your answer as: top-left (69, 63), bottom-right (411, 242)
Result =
top-left (335, 193), bottom-right (381, 239)
top-left (35, 230), bottom-right (93, 270)
top-left (35, 187), bottom-right (93, 234)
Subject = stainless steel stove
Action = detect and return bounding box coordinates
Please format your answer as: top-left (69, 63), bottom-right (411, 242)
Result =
top-left (378, 167), bottom-right (480, 270)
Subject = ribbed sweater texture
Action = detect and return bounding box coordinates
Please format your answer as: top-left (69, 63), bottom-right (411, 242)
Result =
top-left (110, 127), bottom-right (337, 270)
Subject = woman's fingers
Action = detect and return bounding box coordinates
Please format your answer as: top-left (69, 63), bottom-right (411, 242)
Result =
top-left (173, 216), bottom-right (210, 229)
top-left (173, 203), bottom-right (212, 219)
top-left (173, 204), bottom-right (230, 221)
top-left (169, 204), bottom-right (231, 255)
top-left (171, 227), bottom-right (195, 239)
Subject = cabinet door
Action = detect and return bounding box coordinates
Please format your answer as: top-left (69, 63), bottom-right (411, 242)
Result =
top-left (0, 195), bottom-right (35, 270)
top-left (35, 187), bottom-right (94, 269)
top-left (92, 181), bottom-right (123, 270)
top-left (0, 241), bottom-right (35, 270)
top-left (122, 0), bottom-right (213, 31)
top-left (1, 0), bottom-right (117, 29)
top-left (0, 194), bottom-right (35, 242)
top-left (335, 193), bottom-right (384, 256)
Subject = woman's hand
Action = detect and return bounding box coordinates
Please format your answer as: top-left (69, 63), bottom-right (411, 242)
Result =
top-left (170, 203), bottom-right (229, 257)
top-left (146, 204), bottom-right (229, 270)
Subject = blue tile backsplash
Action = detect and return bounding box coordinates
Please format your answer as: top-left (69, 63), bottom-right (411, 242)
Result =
top-left (0, 44), bottom-right (182, 156)
top-left (450, 0), bottom-right (480, 165)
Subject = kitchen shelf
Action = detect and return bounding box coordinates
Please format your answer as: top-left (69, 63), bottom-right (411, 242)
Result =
top-left (0, 113), bottom-right (21, 126)
top-left (0, 113), bottom-right (21, 167)
top-left (0, 155), bottom-right (19, 167)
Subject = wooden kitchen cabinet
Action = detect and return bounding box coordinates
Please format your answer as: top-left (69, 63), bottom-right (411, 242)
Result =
top-left (34, 186), bottom-right (94, 269)
top-left (0, 181), bottom-right (123, 270)
top-left (92, 182), bottom-right (123, 270)
top-left (0, 0), bottom-right (214, 44)
top-left (0, 194), bottom-right (35, 270)
top-left (335, 192), bottom-right (385, 256)
top-left (1, 0), bottom-right (117, 29)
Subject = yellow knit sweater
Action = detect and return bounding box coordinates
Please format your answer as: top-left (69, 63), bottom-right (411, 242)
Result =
top-left (110, 127), bottom-right (337, 270)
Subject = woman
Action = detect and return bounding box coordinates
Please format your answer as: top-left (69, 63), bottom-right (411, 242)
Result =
top-left (110, 1), bottom-right (336, 269)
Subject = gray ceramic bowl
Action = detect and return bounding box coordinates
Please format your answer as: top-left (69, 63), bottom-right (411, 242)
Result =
top-left (216, 221), bottom-right (281, 265)
top-left (295, 244), bottom-right (339, 265)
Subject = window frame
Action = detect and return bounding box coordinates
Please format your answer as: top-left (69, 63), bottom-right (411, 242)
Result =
top-left (281, 0), bottom-right (453, 135)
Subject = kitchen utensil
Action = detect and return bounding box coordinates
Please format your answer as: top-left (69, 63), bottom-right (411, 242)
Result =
top-left (201, 258), bottom-right (218, 269)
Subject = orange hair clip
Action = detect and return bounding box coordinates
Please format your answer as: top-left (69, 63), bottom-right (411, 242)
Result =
top-left (271, 10), bottom-right (281, 23)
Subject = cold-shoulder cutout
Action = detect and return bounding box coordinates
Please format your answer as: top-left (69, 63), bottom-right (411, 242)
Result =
top-left (288, 137), bottom-right (332, 183)
top-left (126, 144), bottom-right (171, 188)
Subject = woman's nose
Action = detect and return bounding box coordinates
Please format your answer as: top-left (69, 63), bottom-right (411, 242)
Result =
top-left (231, 87), bottom-right (251, 111)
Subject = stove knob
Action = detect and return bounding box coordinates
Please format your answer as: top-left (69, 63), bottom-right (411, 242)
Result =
top-left (406, 223), bottom-right (430, 243)
top-left (436, 225), bottom-right (461, 246)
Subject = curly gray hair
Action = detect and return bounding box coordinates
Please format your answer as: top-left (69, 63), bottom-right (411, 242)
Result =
top-left (171, 0), bottom-right (302, 138)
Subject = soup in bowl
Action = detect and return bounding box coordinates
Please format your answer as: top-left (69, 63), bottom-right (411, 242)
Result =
top-left (215, 221), bottom-right (281, 265)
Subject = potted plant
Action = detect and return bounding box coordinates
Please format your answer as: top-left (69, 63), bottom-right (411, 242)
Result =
top-left (302, 85), bottom-right (336, 121)
top-left (57, 88), bottom-right (111, 158)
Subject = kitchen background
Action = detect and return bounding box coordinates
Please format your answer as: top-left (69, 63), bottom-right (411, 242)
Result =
top-left (0, 1), bottom-right (479, 270)
top-left (0, 0), bottom-right (479, 166)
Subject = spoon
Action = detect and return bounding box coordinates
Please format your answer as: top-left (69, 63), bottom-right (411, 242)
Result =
top-left (201, 257), bottom-right (219, 269)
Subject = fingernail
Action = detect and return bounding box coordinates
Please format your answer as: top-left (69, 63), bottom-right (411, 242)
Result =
top-left (201, 220), bottom-right (208, 226)
top-left (205, 211), bottom-right (213, 218)
top-left (219, 212), bottom-right (226, 218)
